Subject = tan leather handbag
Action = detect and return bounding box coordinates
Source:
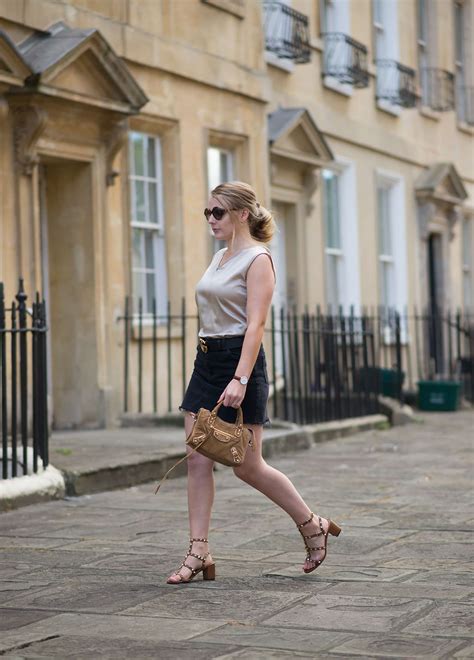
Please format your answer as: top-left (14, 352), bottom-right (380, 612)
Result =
top-left (154, 401), bottom-right (254, 493)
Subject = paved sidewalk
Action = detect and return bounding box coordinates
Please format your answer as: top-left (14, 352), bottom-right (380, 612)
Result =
top-left (0, 413), bottom-right (387, 510)
top-left (0, 410), bottom-right (472, 658)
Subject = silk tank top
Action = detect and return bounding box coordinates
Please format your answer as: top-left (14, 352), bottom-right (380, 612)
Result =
top-left (195, 244), bottom-right (276, 338)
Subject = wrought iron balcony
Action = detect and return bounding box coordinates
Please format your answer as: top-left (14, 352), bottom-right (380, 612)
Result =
top-left (322, 32), bottom-right (369, 88)
top-left (420, 68), bottom-right (455, 111)
top-left (375, 60), bottom-right (417, 108)
top-left (263, 1), bottom-right (310, 64)
top-left (456, 85), bottom-right (474, 125)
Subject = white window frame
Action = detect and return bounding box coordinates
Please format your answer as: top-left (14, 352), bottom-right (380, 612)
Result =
top-left (207, 146), bottom-right (234, 251)
top-left (320, 0), bottom-right (353, 97)
top-left (375, 169), bottom-right (408, 343)
top-left (129, 131), bottom-right (168, 323)
top-left (322, 158), bottom-right (361, 315)
top-left (462, 215), bottom-right (473, 311)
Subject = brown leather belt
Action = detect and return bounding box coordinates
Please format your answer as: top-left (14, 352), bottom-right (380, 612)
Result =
top-left (198, 335), bottom-right (245, 353)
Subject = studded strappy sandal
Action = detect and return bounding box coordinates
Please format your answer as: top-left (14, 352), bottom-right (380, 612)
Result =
top-left (166, 537), bottom-right (216, 584)
top-left (296, 512), bottom-right (341, 574)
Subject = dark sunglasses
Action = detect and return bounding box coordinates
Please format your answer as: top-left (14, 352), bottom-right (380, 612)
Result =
top-left (204, 206), bottom-right (237, 221)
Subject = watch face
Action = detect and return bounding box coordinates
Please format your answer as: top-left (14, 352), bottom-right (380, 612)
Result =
top-left (240, 376), bottom-right (249, 385)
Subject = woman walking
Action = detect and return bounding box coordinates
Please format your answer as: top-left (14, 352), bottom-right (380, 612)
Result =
top-left (168, 181), bottom-right (341, 584)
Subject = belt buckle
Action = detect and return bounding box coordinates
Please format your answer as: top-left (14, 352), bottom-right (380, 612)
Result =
top-left (199, 337), bottom-right (208, 353)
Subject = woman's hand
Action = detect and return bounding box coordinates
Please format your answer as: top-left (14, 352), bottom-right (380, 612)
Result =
top-left (218, 379), bottom-right (247, 408)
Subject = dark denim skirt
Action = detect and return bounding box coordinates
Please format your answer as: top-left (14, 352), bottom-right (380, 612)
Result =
top-left (179, 336), bottom-right (271, 426)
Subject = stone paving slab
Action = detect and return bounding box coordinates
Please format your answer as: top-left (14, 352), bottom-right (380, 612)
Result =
top-left (328, 634), bottom-right (465, 657)
top-left (261, 593), bottom-right (434, 633)
top-left (402, 601), bottom-right (474, 638)
top-left (0, 409), bottom-right (473, 658)
top-left (0, 613), bottom-right (226, 654)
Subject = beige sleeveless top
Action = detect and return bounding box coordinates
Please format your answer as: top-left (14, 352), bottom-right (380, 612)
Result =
top-left (195, 245), bottom-right (276, 338)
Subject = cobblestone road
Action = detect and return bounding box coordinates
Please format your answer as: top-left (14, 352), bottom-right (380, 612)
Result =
top-left (0, 411), bottom-right (473, 658)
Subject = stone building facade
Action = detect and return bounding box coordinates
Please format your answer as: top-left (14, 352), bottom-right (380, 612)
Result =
top-left (0, 0), bottom-right (472, 430)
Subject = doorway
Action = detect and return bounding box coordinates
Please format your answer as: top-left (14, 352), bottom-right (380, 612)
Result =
top-left (39, 159), bottom-right (101, 429)
top-left (427, 232), bottom-right (444, 374)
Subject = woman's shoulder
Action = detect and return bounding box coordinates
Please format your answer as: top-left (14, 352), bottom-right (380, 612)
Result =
top-left (246, 243), bottom-right (271, 256)
top-left (245, 244), bottom-right (276, 281)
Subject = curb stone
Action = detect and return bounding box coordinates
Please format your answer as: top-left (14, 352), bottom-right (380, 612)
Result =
top-left (1, 414), bottom-right (389, 512)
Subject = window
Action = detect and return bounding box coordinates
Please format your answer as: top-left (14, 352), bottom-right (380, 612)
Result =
top-left (322, 170), bottom-right (343, 309)
top-left (320, 0), bottom-right (364, 95)
top-left (321, 0), bottom-right (349, 34)
top-left (417, 0), bottom-right (433, 105)
top-left (377, 184), bottom-right (396, 310)
top-left (376, 172), bottom-right (408, 342)
top-left (129, 132), bottom-right (168, 318)
top-left (454, 1), bottom-right (468, 123)
top-left (322, 162), bottom-right (361, 314)
top-left (207, 146), bottom-right (234, 250)
top-left (373, 0), bottom-right (399, 62)
top-left (462, 217), bottom-right (473, 310)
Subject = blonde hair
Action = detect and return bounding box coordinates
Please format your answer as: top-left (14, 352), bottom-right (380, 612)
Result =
top-left (211, 181), bottom-right (275, 244)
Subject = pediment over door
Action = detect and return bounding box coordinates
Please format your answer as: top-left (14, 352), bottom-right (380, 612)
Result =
top-left (415, 163), bottom-right (468, 241)
top-left (415, 162), bottom-right (468, 206)
top-left (0, 31), bottom-right (30, 89)
top-left (268, 107), bottom-right (334, 168)
top-left (1, 21), bottom-right (148, 113)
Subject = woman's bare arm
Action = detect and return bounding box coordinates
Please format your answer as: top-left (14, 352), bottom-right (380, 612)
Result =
top-left (219, 253), bottom-right (275, 408)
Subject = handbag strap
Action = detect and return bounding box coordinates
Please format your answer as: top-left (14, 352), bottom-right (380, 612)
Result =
top-left (154, 439), bottom-right (206, 494)
top-left (210, 401), bottom-right (244, 431)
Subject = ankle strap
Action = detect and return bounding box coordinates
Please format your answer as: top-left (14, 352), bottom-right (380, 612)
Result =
top-left (190, 537), bottom-right (208, 543)
top-left (296, 512), bottom-right (314, 529)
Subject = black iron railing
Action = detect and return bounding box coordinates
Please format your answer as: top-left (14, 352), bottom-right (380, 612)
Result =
top-left (375, 60), bottom-right (417, 108)
top-left (456, 85), bottom-right (474, 125)
top-left (118, 300), bottom-right (474, 420)
top-left (263, 0), bottom-right (311, 63)
top-left (322, 32), bottom-right (369, 88)
top-left (0, 280), bottom-right (49, 480)
top-left (420, 68), bottom-right (455, 111)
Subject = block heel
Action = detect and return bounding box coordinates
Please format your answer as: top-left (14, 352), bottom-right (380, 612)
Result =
top-left (328, 520), bottom-right (342, 537)
top-left (166, 537), bottom-right (215, 584)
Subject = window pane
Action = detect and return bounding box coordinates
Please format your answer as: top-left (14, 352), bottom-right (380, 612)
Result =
top-left (133, 180), bottom-right (146, 222)
top-left (373, 0), bottom-right (382, 24)
top-left (207, 147), bottom-right (221, 191)
top-left (377, 186), bottom-right (392, 256)
top-left (132, 271), bottom-right (146, 312)
top-left (462, 219), bottom-right (472, 267)
top-left (463, 272), bottom-right (472, 310)
top-left (147, 137), bottom-right (156, 178)
top-left (326, 253), bottom-right (340, 308)
top-left (454, 3), bottom-right (464, 64)
top-left (132, 228), bottom-right (143, 268)
top-left (148, 181), bottom-right (158, 224)
top-left (417, 0), bottom-right (427, 41)
top-left (219, 151), bottom-right (228, 181)
top-left (131, 133), bottom-right (145, 177)
top-left (144, 230), bottom-right (156, 269)
top-left (146, 272), bottom-right (155, 314)
top-left (323, 171), bottom-right (341, 249)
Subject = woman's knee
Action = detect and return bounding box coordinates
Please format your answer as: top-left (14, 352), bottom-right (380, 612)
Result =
top-left (233, 459), bottom-right (265, 483)
top-left (187, 450), bottom-right (214, 475)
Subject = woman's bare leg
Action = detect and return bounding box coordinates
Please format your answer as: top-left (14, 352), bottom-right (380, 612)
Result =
top-left (233, 423), bottom-right (330, 570)
top-left (167, 412), bottom-right (215, 583)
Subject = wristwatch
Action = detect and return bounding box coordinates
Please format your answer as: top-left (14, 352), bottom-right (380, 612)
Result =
top-left (233, 375), bottom-right (249, 385)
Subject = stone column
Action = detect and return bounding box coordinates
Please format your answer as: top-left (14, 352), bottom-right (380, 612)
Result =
top-left (11, 103), bottom-right (47, 296)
